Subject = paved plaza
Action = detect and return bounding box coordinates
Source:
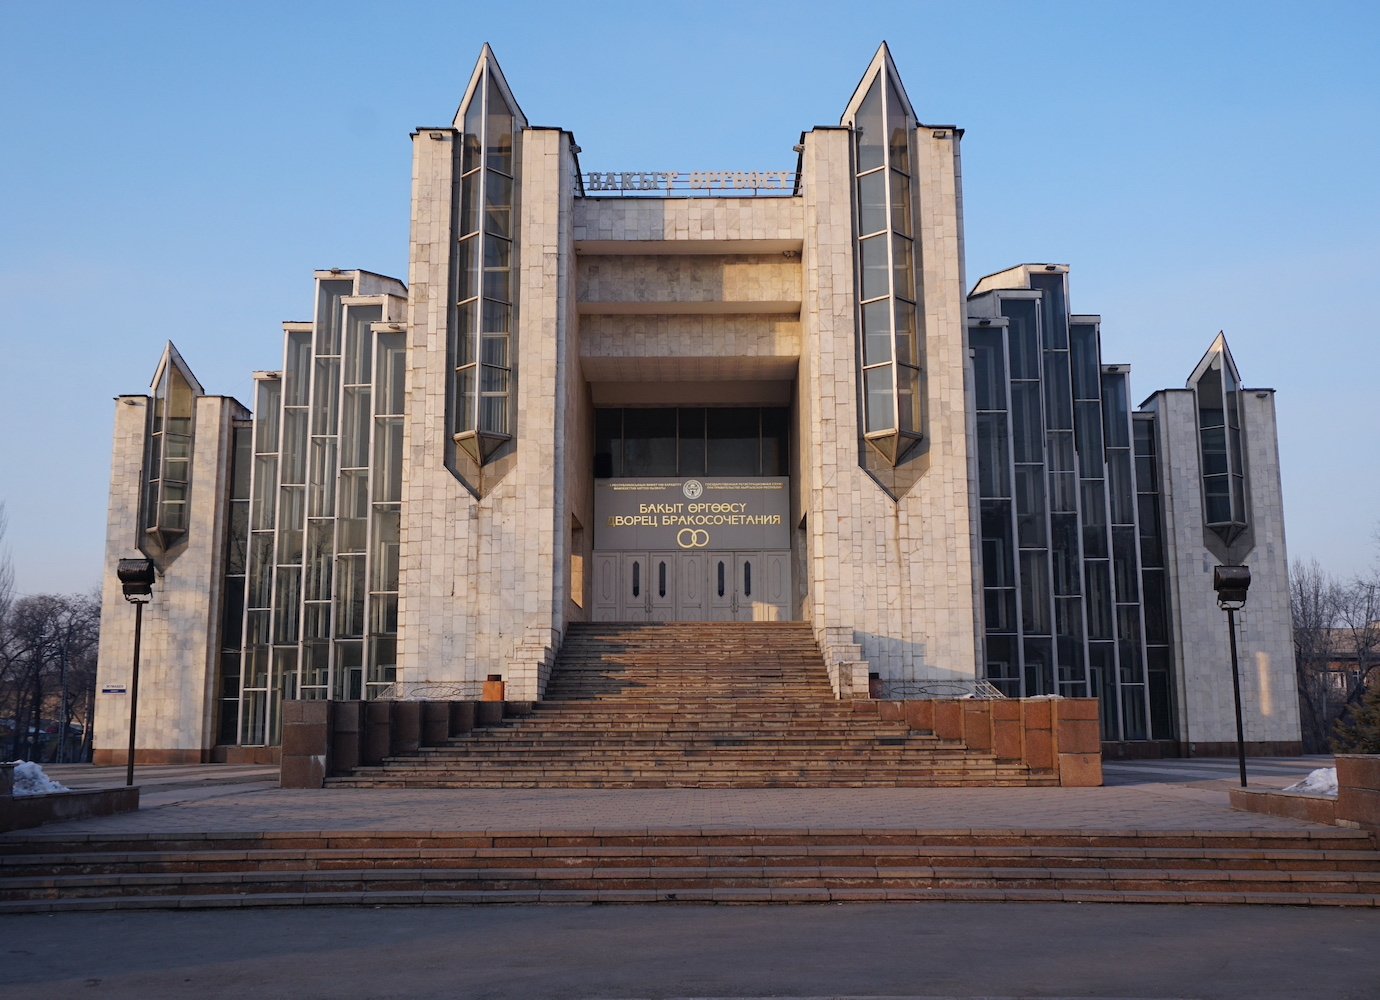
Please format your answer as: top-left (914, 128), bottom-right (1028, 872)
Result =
top-left (7, 756), bottom-right (1379, 1000)
top-left (10, 756), bottom-right (1338, 839)
top-left (6, 900), bottom-right (1380, 1000)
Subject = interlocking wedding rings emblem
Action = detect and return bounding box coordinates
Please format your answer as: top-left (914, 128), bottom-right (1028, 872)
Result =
top-left (676, 528), bottom-right (710, 549)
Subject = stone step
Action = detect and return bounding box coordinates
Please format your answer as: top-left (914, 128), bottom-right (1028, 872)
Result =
top-left (6, 829), bottom-right (1371, 853)
top-left (334, 772), bottom-right (1038, 783)
top-left (452, 728), bottom-right (927, 733)
top-left (344, 767), bottom-right (1032, 780)
top-left (9, 844), bottom-right (1380, 877)
top-left (7, 868), bottom-right (1379, 903)
top-left (340, 621), bottom-right (1039, 789)
top-left (3, 828), bottom-right (1376, 911)
top-left (418, 742), bottom-right (943, 752)
top-left (11, 887), bottom-right (1378, 911)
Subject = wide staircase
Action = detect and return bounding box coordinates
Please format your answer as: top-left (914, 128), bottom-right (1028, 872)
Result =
top-left (4, 828), bottom-right (1378, 911)
top-left (6, 624), bottom-right (1376, 911)
top-left (329, 622), bottom-right (1052, 789)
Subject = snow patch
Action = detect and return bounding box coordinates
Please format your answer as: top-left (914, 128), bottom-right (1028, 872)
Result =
top-left (1284, 766), bottom-right (1338, 797)
top-left (7, 761), bottom-right (71, 797)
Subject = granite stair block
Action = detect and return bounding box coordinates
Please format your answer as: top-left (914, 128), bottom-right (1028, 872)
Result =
top-left (329, 622), bottom-right (1051, 790)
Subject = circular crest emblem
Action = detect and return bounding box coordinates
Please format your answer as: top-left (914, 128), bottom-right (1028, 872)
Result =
top-left (683, 479), bottom-right (704, 500)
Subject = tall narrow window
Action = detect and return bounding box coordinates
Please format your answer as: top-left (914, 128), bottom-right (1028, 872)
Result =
top-left (451, 48), bottom-right (524, 468)
top-left (143, 343), bottom-right (203, 551)
top-left (1189, 334), bottom-right (1248, 543)
top-left (844, 47), bottom-right (921, 470)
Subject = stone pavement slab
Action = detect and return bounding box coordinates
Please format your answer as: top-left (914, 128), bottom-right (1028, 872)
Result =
top-left (1, 756), bottom-right (1343, 840)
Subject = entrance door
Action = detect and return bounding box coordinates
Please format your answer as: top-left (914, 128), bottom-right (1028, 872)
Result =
top-left (708, 555), bottom-right (735, 621)
top-left (591, 550), bottom-right (791, 622)
top-left (648, 554), bottom-right (675, 622)
top-left (618, 552), bottom-right (650, 622)
top-left (592, 553), bottom-right (620, 620)
top-left (733, 554), bottom-right (755, 622)
top-left (676, 552), bottom-right (706, 619)
top-left (758, 551), bottom-right (791, 621)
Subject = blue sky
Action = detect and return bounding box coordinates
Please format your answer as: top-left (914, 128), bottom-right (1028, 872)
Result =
top-left (2, 0), bottom-right (1377, 594)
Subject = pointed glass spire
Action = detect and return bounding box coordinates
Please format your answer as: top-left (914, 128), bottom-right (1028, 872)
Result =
top-left (143, 342), bottom-right (203, 550)
top-left (1188, 333), bottom-right (1248, 543)
top-left (451, 45), bottom-right (526, 468)
top-left (844, 44), bottom-right (922, 475)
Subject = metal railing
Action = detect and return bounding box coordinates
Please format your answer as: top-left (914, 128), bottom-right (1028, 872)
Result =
top-left (371, 681), bottom-right (485, 701)
top-left (873, 678), bottom-right (1008, 700)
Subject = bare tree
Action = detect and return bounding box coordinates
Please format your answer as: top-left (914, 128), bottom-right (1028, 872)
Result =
top-left (1330, 570), bottom-right (1380, 748)
top-left (53, 592), bottom-right (100, 762)
top-left (0, 502), bottom-right (16, 755)
top-left (0, 505), bottom-right (103, 761)
top-left (1294, 540), bottom-right (1380, 753)
top-left (0, 592), bottom-right (101, 762)
top-left (1292, 558), bottom-right (1341, 752)
top-left (0, 502), bottom-right (12, 624)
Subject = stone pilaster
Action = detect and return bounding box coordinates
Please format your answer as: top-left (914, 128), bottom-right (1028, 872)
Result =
top-left (799, 126), bottom-right (979, 693)
top-left (93, 395), bottom-right (245, 762)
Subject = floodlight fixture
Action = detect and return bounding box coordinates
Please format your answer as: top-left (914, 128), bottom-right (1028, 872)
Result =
top-left (1213, 564), bottom-right (1251, 610)
top-left (117, 558), bottom-right (156, 604)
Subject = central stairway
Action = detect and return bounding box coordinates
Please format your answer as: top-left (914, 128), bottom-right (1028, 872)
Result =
top-left (330, 622), bottom-right (1055, 789)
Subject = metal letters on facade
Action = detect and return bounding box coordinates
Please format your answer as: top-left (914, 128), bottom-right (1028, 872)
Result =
top-left (582, 171), bottom-right (797, 197)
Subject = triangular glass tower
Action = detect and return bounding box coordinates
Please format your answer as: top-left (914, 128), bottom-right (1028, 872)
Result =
top-left (450, 46), bottom-right (528, 467)
top-left (142, 341), bottom-right (204, 552)
top-left (842, 43), bottom-right (923, 474)
top-left (1188, 333), bottom-right (1248, 544)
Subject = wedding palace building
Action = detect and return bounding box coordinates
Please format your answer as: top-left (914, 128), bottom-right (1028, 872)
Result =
top-left (93, 45), bottom-right (1301, 763)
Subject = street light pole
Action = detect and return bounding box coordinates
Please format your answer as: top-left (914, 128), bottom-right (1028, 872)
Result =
top-left (126, 599), bottom-right (144, 788)
top-left (116, 558), bottom-right (156, 788)
top-left (1213, 565), bottom-right (1252, 789)
top-left (1225, 604), bottom-right (1247, 788)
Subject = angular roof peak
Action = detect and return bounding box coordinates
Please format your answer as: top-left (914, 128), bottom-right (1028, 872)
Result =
top-left (452, 43), bottom-right (528, 131)
top-left (149, 341), bottom-right (204, 397)
top-left (840, 41), bottom-right (915, 127)
top-left (1187, 331), bottom-right (1242, 389)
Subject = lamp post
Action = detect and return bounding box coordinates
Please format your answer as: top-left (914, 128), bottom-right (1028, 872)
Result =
top-left (1213, 565), bottom-right (1252, 788)
top-left (116, 558), bottom-right (156, 787)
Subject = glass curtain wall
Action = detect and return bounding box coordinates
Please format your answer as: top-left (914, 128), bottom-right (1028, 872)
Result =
top-left (234, 276), bottom-right (404, 745)
top-left (971, 323), bottom-right (1019, 695)
top-left (241, 375), bottom-right (280, 745)
top-left (217, 422), bottom-right (251, 744)
top-left (971, 274), bottom-right (1167, 741)
top-left (1004, 293), bottom-right (1057, 697)
top-left (594, 407), bottom-right (789, 479)
top-left (1102, 369), bottom-right (1151, 740)
top-left (368, 332), bottom-right (405, 698)
top-left (1134, 412), bottom-right (1178, 740)
top-left (1030, 274), bottom-right (1090, 698)
top-left (850, 65), bottom-right (921, 467)
top-left (1070, 320), bottom-right (1119, 732)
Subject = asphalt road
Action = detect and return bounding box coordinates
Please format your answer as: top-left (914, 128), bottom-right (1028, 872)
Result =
top-left (4, 902), bottom-right (1378, 999)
